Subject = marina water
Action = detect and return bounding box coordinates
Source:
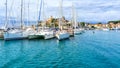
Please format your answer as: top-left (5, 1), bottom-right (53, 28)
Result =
top-left (0, 30), bottom-right (120, 68)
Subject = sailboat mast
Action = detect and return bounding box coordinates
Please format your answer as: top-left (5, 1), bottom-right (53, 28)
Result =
top-left (72, 4), bottom-right (77, 29)
top-left (74, 7), bottom-right (77, 29)
top-left (42, 0), bottom-right (47, 29)
top-left (5, 0), bottom-right (8, 29)
top-left (72, 4), bottom-right (74, 28)
top-left (21, 0), bottom-right (23, 29)
top-left (27, 0), bottom-right (30, 27)
top-left (59, 0), bottom-right (63, 30)
top-left (38, 0), bottom-right (43, 21)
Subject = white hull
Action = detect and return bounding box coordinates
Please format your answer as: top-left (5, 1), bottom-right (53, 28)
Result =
top-left (44, 33), bottom-right (54, 39)
top-left (4, 28), bottom-right (35, 40)
top-left (28, 30), bottom-right (55, 40)
top-left (102, 28), bottom-right (109, 31)
top-left (115, 27), bottom-right (120, 30)
top-left (56, 31), bottom-right (70, 40)
top-left (74, 29), bottom-right (84, 35)
top-left (4, 32), bottom-right (27, 40)
top-left (42, 31), bottom-right (55, 39)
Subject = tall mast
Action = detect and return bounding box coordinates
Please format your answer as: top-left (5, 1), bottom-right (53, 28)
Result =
top-left (72, 4), bottom-right (77, 29)
top-left (75, 10), bottom-right (77, 28)
top-left (5, 0), bottom-right (8, 29)
top-left (72, 4), bottom-right (74, 28)
top-left (59, 0), bottom-right (63, 30)
top-left (42, 0), bottom-right (47, 29)
top-left (38, 0), bottom-right (43, 21)
top-left (21, 0), bottom-right (23, 29)
top-left (74, 7), bottom-right (77, 28)
top-left (27, 0), bottom-right (30, 27)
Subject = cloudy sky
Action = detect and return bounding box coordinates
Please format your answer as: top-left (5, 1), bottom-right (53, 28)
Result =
top-left (0, 0), bottom-right (120, 23)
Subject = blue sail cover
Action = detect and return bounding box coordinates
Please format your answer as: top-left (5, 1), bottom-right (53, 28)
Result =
top-left (38, 0), bottom-right (43, 22)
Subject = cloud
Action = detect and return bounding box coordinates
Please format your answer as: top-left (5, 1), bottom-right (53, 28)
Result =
top-left (0, 0), bottom-right (120, 23)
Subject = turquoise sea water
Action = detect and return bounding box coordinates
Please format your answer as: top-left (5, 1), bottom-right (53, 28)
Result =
top-left (0, 30), bottom-right (120, 68)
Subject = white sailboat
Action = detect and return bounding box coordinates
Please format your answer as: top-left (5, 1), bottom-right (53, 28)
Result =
top-left (56, 30), bottom-right (70, 40)
top-left (72, 4), bottom-right (84, 35)
top-left (41, 0), bottom-right (54, 39)
top-left (55, 0), bottom-right (70, 40)
top-left (4, 0), bottom-right (35, 40)
top-left (28, 0), bottom-right (54, 40)
top-left (102, 28), bottom-right (109, 31)
top-left (28, 0), bottom-right (45, 39)
top-left (40, 29), bottom-right (55, 39)
top-left (44, 32), bottom-right (54, 39)
top-left (28, 0), bottom-right (43, 39)
top-left (29, 29), bottom-right (54, 40)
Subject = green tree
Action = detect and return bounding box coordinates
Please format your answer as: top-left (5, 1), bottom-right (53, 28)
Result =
top-left (108, 20), bottom-right (120, 24)
top-left (79, 22), bottom-right (85, 27)
top-left (97, 22), bottom-right (102, 24)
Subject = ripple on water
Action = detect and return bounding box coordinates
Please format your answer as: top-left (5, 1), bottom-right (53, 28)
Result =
top-left (0, 31), bottom-right (120, 68)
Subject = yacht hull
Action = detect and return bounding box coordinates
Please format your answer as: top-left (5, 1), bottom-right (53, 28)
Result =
top-left (4, 32), bottom-right (27, 40)
top-left (44, 34), bottom-right (54, 39)
top-left (56, 33), bottom-right (70, 40)
top-left (74, 29), bottom-right (84, 35)
top-left (74, 31), bottom-right (83, 35)
top-left (102, 29), bottom-right (109, 31)
top-left (28, 35), bottom-right (44, 39)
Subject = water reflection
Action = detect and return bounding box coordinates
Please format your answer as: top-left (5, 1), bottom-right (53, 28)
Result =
top-left (57, 40), bottom-right (66, 50)
top-left (0, 30), bottom-right (120, 68)
top-left (0, 40), bottom-right (28, 67)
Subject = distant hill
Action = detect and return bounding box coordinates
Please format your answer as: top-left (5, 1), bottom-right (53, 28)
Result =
top-left (108, 20), bottom-right (120, 24)
top-left (0, 18), bottom-right (36, 28)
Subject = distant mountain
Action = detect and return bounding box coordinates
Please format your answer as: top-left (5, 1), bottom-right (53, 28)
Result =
top-left (108, 20), bottom-right (120, 24)
top-left (83, 21), bottom-right (107, 24)
top-left (0, 18), bottom-right (37, 29)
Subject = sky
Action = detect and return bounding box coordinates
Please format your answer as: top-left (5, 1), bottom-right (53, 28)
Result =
top-left (0, 0), bottom-right (120, 23)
